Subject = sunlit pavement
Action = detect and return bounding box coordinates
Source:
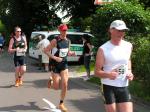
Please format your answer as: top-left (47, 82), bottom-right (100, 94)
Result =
top-left (0, 50), bottom-right (150, 112)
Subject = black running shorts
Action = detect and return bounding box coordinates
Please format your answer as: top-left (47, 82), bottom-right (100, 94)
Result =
top-left (101, 84), bottom-right (132, 104)
top-left (52, 61), bottom-right (68, 73)
top-left (14, 56), bottom-right (26, 67)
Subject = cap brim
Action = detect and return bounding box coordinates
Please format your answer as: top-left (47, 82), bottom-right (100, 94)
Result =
top-left (115, 26), bottom-right (129, 30)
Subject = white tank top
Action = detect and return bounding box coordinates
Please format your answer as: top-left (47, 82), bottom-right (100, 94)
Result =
top-left (100, 40), bottom-right (132, 87)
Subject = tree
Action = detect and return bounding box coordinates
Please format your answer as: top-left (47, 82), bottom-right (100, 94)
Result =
top-left (126, 0), bottom-right (150, 9)
top-left (91, 1), bottom-right (150, 47)
top-left (0, 0), bottom-right (60, 39)
top-left (55, 0), bottom-right (97, 19)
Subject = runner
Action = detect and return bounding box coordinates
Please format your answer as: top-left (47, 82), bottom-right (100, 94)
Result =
top-left (44, 24), bottom-right (73, 112)
top-left (95, 20), bottom-right (134, 112)
top-left (8, 26), bottom-right (27, 87)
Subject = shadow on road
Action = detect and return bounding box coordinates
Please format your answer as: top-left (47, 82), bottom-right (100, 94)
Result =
top-left (0, 102), bottom-right (45, 112)
top-left (68, 97), bottom-right (105, 112)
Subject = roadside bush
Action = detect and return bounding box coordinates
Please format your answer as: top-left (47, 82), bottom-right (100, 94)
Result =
top-left (125, 35), bottom-right (150, 101)
top-left (0, 20), bottom-right (6, 32)
top-left (130, 36), bottom-right (150, 86)
top-left (91, 1), bottom-right (150, 47)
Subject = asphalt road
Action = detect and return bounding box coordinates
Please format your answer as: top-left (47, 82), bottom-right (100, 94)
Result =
top-left (0, 50), bottom-right (150, 112)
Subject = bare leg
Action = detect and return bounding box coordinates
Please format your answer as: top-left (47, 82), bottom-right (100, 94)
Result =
top-left (19, 65), bottom-right (26, 78)
top-left (19, 65), bottom-right (26, 85)
top-left (51, 72), bottom-right (61, 90)
top-left (14, 67), bottom-right (20, 87)
top-left (45, 63), bottom-right (49, 72)
top-left (15, 67), bottom-right (20, 80)
top-left (57, 69), bottom-right (68, 112)
top-left (117, 102), bottom-right (133, 112)
top-left (60, 69), bottom-right (69, 101)
top-left (105, 103), bottom-right (116, 112)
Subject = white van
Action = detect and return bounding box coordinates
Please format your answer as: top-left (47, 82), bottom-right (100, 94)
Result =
top-left (29, 31), bottom-right (94, 63)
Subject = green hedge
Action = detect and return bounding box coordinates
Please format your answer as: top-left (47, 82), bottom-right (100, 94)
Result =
top-left (91, 1), bottom-right (150, 47)
top-left (125, 35), bottom-right (150, 101)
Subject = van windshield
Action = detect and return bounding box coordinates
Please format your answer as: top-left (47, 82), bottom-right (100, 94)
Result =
top-left (48, 34), bottom-right (83, 44)
top-left (29, 33), bottom-right (45, 49)
top-left (67, 35), bottom-right (83, 44)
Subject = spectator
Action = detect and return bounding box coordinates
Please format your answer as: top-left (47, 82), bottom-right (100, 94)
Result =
top-left (82, 34), bottom-right (93, 81)
top-left (36, 34), bottom-right (50, 72)
top-left (0, 32), bottom-right (5, 52)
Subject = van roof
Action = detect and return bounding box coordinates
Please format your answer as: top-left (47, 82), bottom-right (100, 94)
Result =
top-left (31, 31), bottom-right (94, 38)
top-left (31, 30), bottom-right (89, 35)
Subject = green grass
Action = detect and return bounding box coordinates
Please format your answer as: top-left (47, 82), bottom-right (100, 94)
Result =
top-left (88, 76), bottom-right (101, 85)
top-left (76, 61), bottom-right (95, 73)
top-left (76, 61), bottom-right (101, 85)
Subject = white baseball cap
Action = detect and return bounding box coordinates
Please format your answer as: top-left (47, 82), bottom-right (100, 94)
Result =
top-left (110, 20), bottom-right (128, 30)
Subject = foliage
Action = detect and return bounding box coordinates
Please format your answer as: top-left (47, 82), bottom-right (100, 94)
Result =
top-left (0, 20), bottom-right (6, 32)
top-left (69, 17), bottom-right (93, 32)
top-left (0, 0), bottom-right (97, 43)
top-left (91, 1), bottom-right (150, 48)
top-left (88, 76), bottom-right (101, 85)
top-left (56, 0), bottom-right (97, 19)
top-left (126, 0), bottom-right (150, 10)
top-left (0, 0), bottom-right (61, 40)
top-left (127, 35), bottom-right (150, 88)
top-left (129, 80), bottom-right (150, 101)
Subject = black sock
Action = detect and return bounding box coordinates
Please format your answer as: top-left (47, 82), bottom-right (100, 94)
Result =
top-left (60, 100), bottom-right (63, 104)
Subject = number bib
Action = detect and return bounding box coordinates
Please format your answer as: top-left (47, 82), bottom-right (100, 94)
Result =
top-left (59, 48), bottom-right (68, 57)
top-left (16, 51), bottom-right (25, 56)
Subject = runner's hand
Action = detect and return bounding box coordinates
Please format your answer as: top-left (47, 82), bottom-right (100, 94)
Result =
top-left (109, 69), bottom-right (119, 80)
top-left (68, 51), bottom-right (76, 56)
top-left (55, 57), bottom-right (63, 62)
top-left (16, 47), bottom-right (20, 51)
top-left (126, 71), bottom-right (134, 81)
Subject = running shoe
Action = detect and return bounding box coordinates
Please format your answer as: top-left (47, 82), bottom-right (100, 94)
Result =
top-left (58, 103), bottom-right (68, 112)
top-left (15, 79), bottom-right (19, 87)
top-left (83, 76), bottom-right (90, 81)
top-left (19, 78), bottom-right (23, 85)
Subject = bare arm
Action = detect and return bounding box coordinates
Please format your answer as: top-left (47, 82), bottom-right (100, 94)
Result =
top-left (68, 39), bottom-right (75, 56)
top-left (87, 43), bottom-right (92, 54)
top-left (23, 36), bottom-right (27, 52)
top-left (44, 39), bottom-right (62, 62)
top-left (126, 59), bottom-right (134, 81)
top-left (8, 38), bottom-right (16, 53)
top-left (126, 46), bottom-right (134, 81)
top-left (94, 48), bottom-right (118, 80)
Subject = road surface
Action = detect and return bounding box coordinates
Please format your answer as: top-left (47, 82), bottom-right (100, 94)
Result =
top-left (0, 50), bottom-right (149, 112)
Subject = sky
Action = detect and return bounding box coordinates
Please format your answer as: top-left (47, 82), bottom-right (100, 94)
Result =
top-left (56, 9), bottom-right (71, 23)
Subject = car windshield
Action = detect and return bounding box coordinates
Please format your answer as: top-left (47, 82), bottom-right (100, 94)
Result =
top-left (47, 34), bottom-right (83, 44)
top-left (67, 34), bottom-right (83, 44)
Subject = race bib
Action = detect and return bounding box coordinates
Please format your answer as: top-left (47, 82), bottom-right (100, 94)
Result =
top-left (16, 51), bottom-right (25, 56)
top-left (59, 48), bottom-right (68, 57)
top-left (116, 64), bottom-right (127, 75)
